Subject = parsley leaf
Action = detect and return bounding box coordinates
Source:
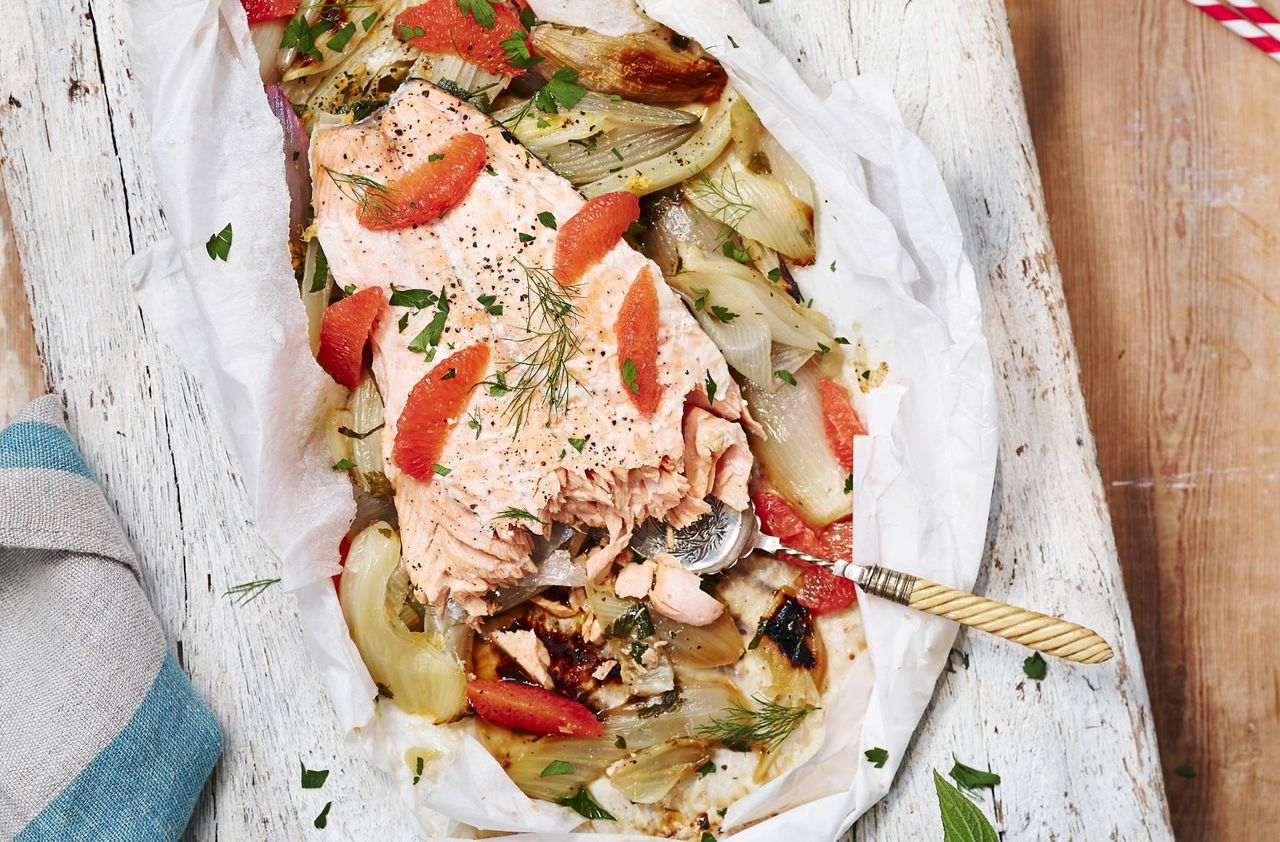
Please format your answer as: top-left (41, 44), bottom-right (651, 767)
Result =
top-left (534, 67), bottom-right (587, 113)
top-left (456, 0), bottom-right (497, 29)
top-left (696, 760), bottom-right (717, 777)
top-left (281, 16), bottom-right (332, 62)
top-left (702, 834), bottom-right (716, 842)
top-left (727, 34), bottom-right (739, 48)
top-left (428, 153), bottom-right (447, 162)
top-left (361, 11), bottom-right (378, 30)
top-left (721, 240), bottom-right (751, 264)
top-left (834, 336), bottom-right (851, 345)
top-left (690, 287), bottom-right (709, 311)
top-left (844, 474), bottom-right (853, 494)
top-left (518, 231), bottom-right (535, 243)
top-left (396, 22), bottom-right (426, 40)
top-left (568, 437), bottom-right (586, 452)
top-left (468, 413), bottom-right (482, 439)
top-left (433, 463), bottom-right (451, 477)
top-left (326, 22), bottom-right (356, 53)
top-left (309, 242), bottom-right (330, 292)
top-left (389, 285), bottom-right (438, 309)
top-left (864, 747), bottom-right (888, 768)
top-left (710, 304), bottom-right (739, 323)
top-left (412, 755), bottom-right (425, 785)
top-left (705, 370), bottom-right (717, 405)
top-left (501, 28), bottom-right (542, 69)
top-left (948, 757), bottom-right (1001, 790)
top-left (477, 292), bottom-right (503, 315)
top-left (537, 211), bottom-right (557, 229)
top-left (332, 458), bottom-right (355, 470)
top-left (830, 259), bottom-right (838, 271)
top-left (300, 762), bottom-right (330, 789)
top-left (558, 787), bottom-right (615, 821)
top-left (933, 770), bottom-right (997, 842)
top-left (206, 223), bottom-right (233, 261)
top-left (767, 267), bottom-right (782, 282)
top-left (621, 358), bottom-right (640, 394)
top-left (407, 290), bottom-right (449, 353)
top-left (1022, 651), bottom-right (1047, 681)
top-left (540, 760), bottom-right (574, 777)
top-left (314, 801), bottom-right (332, 829)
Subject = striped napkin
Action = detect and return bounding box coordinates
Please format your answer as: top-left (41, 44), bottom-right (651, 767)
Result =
top-left (0, 397), bottom-right (222, 841)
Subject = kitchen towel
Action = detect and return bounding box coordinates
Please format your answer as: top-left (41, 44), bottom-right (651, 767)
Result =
top-left (0, 396), bottom-right (222, 842)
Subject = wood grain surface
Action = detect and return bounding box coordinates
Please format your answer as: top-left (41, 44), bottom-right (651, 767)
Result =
top-left (1007, 3), bottom-right (1280, 839)
top-left (0, 0), bottom-right (1174, 839)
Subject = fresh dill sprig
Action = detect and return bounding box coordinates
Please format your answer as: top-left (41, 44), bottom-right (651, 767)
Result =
top-left (322, 166), bottom-right (395, 225)
top-left (224, 578), bottom-right (281, 605)
top-left (698, 695), bottom-right (818, 752)
top-left (496, 507), bottom-right (545, 523)
top-left (494, 260), bottom-right (584, 434)
top-left (689, 169), bottom-right (755, 232)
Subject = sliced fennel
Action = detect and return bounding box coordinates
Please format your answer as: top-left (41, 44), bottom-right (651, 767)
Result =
top-left (339, 522), bottom-right (467, 722)
top-left (607, 738), bottom-right (712, 804)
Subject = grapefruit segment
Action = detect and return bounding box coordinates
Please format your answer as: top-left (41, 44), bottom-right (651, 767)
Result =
top-left (554, 191), bottom-right (641, 285)
top-left (392, 343), bottom-right (490, 481)
top-left (242, 0), bottom-right (297, 23)
top-left (395, 0), bottom-right (526, 77)
top-left (817, 377), bottom-right (865, 472)
top-left (614, 265), bottom-right (662, 415)
top-left (317, 287), bottom-right (385, 390)
top-left (357, 133), bottom-right (487, 230)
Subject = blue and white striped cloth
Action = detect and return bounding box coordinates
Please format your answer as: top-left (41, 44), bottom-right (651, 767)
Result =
top-left (0, 397), bottom-right (222, 841)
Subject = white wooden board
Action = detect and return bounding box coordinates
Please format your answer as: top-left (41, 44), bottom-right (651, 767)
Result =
top-left (0, 0), bottom-right (1171, 838)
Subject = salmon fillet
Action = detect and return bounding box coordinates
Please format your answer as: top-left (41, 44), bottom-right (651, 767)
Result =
top-left (311, 81), bottom-right (751, 615)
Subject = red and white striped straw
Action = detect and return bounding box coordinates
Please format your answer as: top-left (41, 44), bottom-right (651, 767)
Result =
top-left (1226, 0), bottom-right (1280, 39)
top-left (1183, 0), bottom-right (1280, 62)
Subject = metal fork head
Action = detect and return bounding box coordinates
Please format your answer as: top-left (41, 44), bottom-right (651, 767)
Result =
top-left (628, 497), bottom-right (760, 574)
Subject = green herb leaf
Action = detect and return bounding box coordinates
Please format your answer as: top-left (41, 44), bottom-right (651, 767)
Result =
top-left (817, 341), bottom-right (831, 354)
top-left (774, 369), bottom-right (797, 386)
top-left (1174, 763), bottom-right (1196, 779)
top-left (540, 760), bottom-right (574, 777)
top-left (313, 801), bottom-right (332, 830)
top-left (710, 305), bottom-right (738, 323)
top-left (281, 16), bottom-right (332, 62)
top-left (766, 267), bottom-right (782, 282)
top-left (433, 463), bottom-right (451, 477)
top-left (864, 747), bottom-right (888, 768)
top-left (518, 231), bottom-right (535, 243)
top-left (456, 0), bottom-right (497, 28)
top-left (948, 757), bottom-right (1000, 790)
top-left (844, 474), bottom-right (853, 494)
top-left (830, 259), bottom-right (837, 272)
top-left (534, 67), bottom-right (587, 114)
top-left (696, 760), bottom-right (717, 777)
top-left (300, 762), bottom-right (330, 789)
top-left (933, 770), bottom-right (998, 842)
top-left (558, 787), bottom-right (615, 821)
top-left (361, 11), bottom-right (378, 31)
top-left (501, 28), bottom-right (543, 69)
top-left (621, 358), bottom-right (640, 394)
top-left (326, 22), bottom-right (357, 52)
top-left (1022, 651), bottom-right (1047, 681)
top-left (397, 313), bottom-right (409, 333)
top-left (468, 412), bottom-right (482, 438)
top-left (428, 153), bottom-right (447, 162)
top-left (486, 370), bottom-right (509, 396)
top-left (477, 292), bottom-right (504, 315)
top-left (337, 423), bottom-right (383, 441)
top-left (342, 283), bottom-right (356, 296)
top-left (206, 223), bottom-right (233, 261)
top-left (407, 290), bottom-right (449, 353)
top-left (705, 370), bottom-right (717, 405)
top-left (224, 578), bottom-right (280, 604)
top-left (834, 336), bottom-right (850, 345)
top-left (537, 211), bottom-right (557, 229)
top-left (397, 22), bottom-right (426, 40)
top-left (727, 34), bottom-right (739, 48)
top-left (519, 7), bottom-right (537, 28)
top-left (412, 755), bottom-right (425, 785)
top-left (309, 242), bottom-right (330, 292)
top-left (332, 458), bottom-right (356, 470)
top-left (721, 240), bottom-right (751, 264)
top-left (568, 437), bottom-right (586, 452)
top-left (608, 603), bottom-right (655, 641)
top-left (690, 286), bottom-right (709, 311)
top-left (702, 834), bottom-right (716, 842)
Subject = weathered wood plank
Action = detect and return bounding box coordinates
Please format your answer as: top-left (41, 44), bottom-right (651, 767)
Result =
top-left (0, 0), bottom-right (1169, 838)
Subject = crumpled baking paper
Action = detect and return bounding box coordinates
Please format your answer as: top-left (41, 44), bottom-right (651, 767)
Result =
top-left (124, 0), bottom-right (998, 838)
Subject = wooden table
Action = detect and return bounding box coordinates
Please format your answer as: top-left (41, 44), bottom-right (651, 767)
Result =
top-left (0, 0), bottom-right (1175, 838)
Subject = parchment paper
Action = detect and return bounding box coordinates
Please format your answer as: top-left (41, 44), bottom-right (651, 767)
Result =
top-left (124, 0), bottom-right (998, 838)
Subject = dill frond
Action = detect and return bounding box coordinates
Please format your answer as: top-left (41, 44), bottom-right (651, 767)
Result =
top-left (698, 695), bottom-right (817, 752)
top-left (689, 169), bottom-right (755, 232)
top-left (224, 578), bottom-right (281, 605)
top-left (322, 166), bottom-right (396, 225)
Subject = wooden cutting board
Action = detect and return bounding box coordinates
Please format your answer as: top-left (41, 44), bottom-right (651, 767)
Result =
top-left (0, 0), bottom-right (1171, 838)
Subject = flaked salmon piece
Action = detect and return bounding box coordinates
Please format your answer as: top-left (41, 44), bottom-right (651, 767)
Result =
top-left (311, 81), bottom-right (750, 614)
top-left (493, 630), bottom-right (555, 689)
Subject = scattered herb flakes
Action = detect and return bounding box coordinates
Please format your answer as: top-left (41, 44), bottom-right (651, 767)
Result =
top-left (309, 242), bottom-right (330, 292)
top-left (690, 286), bottom-right (710, 311)
top-left (407, 290), bottom-right (450, 353)
top-left (1174, 764), bottom-right (1196, 779)
top-left (609, 603), bottom-right (656, 641)
top-left (717, 807), bottom-right (728, 817)
top-left (933, 770), bottom-right (997, 842)
top-left (389, 285), bottom-right (438, 310)
top-left (621, 358), bottom-right (640, 394)
top-left (1023, 651), bottom-right (1047, 681)
top-left (375, 682), bottom-right (394, 699)
top-left (342, 283), bottom-right (356, 296)
top-left (817, 341), bottom-right (831, 354)
top-left (486, 370), bottom-right (510, 396)
top-left (397, 22), bottom-right (426, 40)
top-left (864, 747), bottom-right (888, 769)
top-left (332, 458), bottom-right (356, 470)
top-left (456, 0), bottom-right (497, 29)
top-left (830, 259), bottom-right (837, 272)
top-left (949, 757), bottom-right (1001, 790)
top-left (361, 11), bottom-right (378, 30)
top-left (468, 413), bottom-right (482, 438)
top-left (766, 267), bottom-right (782, 282)
top-left (313, 801), bottom-right (332, 830)
top-left (205, 223), bottom-right (233, 261)
top-left (834, 336), bottom-right (850, 345)
top-left (536, 211), bottom-right (558, 229)
top-left (428, 152), bottom-right (447, 162)
top-left (534, 67), bottom-right (587, 113)
top-left (281, 16), bottom-right (332, 62)
top-left (224, 578), bottom-right (280, 604)
top-left (300, 762), bottom-right (330, 789)
top-left (558, 787), bottom-right (616, 821)
top-left (721, 240), bottom-right (751, 264)
top-left (844, 474), bottom-right (853, 494)
top-left (727, 34), bottom-right (739, 48)
top-left (710, 305), bottom-right (738, 323)
top-left (326, 22), bottom-right (357, 53)
top-left (610, 146), bottom-right (624, 161)
top-left (540, 760), bottom-right (574, 777)
top-left (705, 370), bottom-right (718, 405)
top-left (477, 292), bottom-right (503, 315)
top-left (412, 755), bottom-right (425, 785)
top-left (568, 437), bottom-right (586, 453)
top-left (774, 369), bottom-right (797, 386)
top-left (398, 312), bottom-right (409, 333)
top-left (518, 231), bottom-right (536, 243)
top-left (696, 760), bottom-right (717, 777)
top-left (433, 463), bottom-right (451, 477)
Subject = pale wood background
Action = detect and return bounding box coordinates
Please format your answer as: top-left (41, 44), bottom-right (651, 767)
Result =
top-left (0, 0), bottom-right (1191, 838)
top-left (1007, 3), bottom-right (1280, 839)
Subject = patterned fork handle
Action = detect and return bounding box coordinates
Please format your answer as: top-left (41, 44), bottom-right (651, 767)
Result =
top-left (770, 547), bottom-right (1114, 664)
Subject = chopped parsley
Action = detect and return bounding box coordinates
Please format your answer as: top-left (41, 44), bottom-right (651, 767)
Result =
top-left (767, 267), bottom-right (782, 282)
top-left (467, 412), bottom-right (482, 439)
top-left (864, 747), bottom-right (888, 768)
top-left (710, 305), bottom-right (738, 323)
top-left (536, 211), bottom-right (557, 229)
top-left (1174, 764), bottom-right (1196, 779)
top-left (1023, 651), bottom-right (1047, 681)
top-left (313, 802), bottom-right (332, 829)
top-left (690, 287), bottom-right (709, 311)
top-left (558, 787), bottom-right (615, 821)
top-left (396, 23), bottom-right (426, 40)
top-left (540, 760), bottom-right (574, 777)
top-left (477, 292), bottom-right (503, 315)
top-left (621, 358), bottom-right (640, 394)
top-left (834, 336), bottom-right (851, 345)
top-left (407, 289), bottom-right (449, 353)
top-left (361, 11), bottom-right (377, 30)
top-left (501, 28), bottom-right (542, 70)
top-left (428, 153), bottom-right (446, 162)
top-left (696, 760), bottom-right (717, 777)
top-left (300, 762), bottom-right (329, 789)
top-left (568, 437), bottom-right (586, 452)
top-left (721, 240), bottom-right (751, 264)
top-left (205, 223), bottom-right (233, 261)
top-left (332, 458), bottom-right (355, 470)
top-left (326, 22), bottom-right (356, 53)
top-left (309, 242), bottom-right (330, 292)
top-left (844, 474), bottom-right (853, 494)
top-left (456, 0), bottom-right (497, 29)
top-left (948, 757), bottom-right (1001, 789)
top-left (727, 34), bottom-right (739, 48)
top-left (518, 231), bottom-right (535, 243)
top-left (534, 67), bottom-right (587, 113)
top-left (433, 463), bottom-right (451, 477)
top-left (412, 755), bottom-right (425, 785)
top-left (705, 370), bottom-right (717, 405)
top-left (281, 16), bottom-right (332, 62)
